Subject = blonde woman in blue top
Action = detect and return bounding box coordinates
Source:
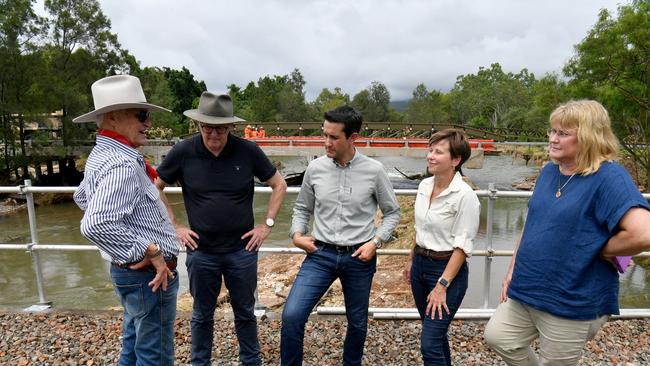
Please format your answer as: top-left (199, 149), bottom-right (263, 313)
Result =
top-left (485, 100), bottom-right (650, 366)
top-left (404, 129), bottom-right (481, 365)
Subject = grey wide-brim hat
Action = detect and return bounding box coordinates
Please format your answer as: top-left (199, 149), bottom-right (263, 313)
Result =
top-left (73, 75), bottom-right (170, 123)
top-left (184, 92), bottom-right (245, 125)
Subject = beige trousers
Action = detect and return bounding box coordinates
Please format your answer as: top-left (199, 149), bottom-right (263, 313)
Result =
top-left (484, 298), bottom-right (608, 366)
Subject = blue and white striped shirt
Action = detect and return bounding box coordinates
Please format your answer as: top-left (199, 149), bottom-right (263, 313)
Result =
top-left (74, 135), bottom-right (179, 264)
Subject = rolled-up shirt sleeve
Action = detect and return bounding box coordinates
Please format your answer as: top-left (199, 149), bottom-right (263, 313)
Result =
top-left (374, 169), bottom-right (401, 242)
top-left (450, 191), bottom-right (481, 257)
top-left (289, 167), bottom-right (315, 239)
top-left (80, 165), bottom-right (150, 263)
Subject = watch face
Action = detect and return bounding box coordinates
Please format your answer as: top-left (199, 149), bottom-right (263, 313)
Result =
top-left (265, 218), bottom-right (275, 227)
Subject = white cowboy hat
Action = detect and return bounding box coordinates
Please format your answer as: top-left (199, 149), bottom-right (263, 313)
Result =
top-left (73, 75), bottom-right (170, 123)
top-left (184, 92), bottom-right (245, 125)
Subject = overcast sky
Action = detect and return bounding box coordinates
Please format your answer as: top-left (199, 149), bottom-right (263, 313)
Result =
top-left (41, 0), bottom-right (623, 101)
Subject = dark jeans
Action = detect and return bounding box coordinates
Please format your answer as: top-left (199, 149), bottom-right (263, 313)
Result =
top-left (280, 244), bottom-right (377, 366)
top-left (110, 266), bottom-right (179, 366)
top-left (186, 248), bottom-right (261, 366)
top-left (410, 254), bottom-right (468, 366)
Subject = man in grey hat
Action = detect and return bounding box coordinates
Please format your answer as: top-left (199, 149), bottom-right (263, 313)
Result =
top-left (155, 91), bottom-right (287, 366)
top-left (73, 74), bottom-right (180, 365)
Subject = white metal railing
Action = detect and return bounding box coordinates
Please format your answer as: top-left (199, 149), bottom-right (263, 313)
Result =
top-left (1, 181), bottom-right (649, 319)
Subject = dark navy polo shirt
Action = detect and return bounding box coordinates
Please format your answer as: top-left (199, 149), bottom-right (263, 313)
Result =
top-left (157, 133), bottom-right (276, 253)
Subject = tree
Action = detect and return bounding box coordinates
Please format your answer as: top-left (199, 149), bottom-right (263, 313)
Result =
top-left (0, 0), bottom-right (48, 175)
top-left (278, 68), bottom-right (309, 121)
top-left (43, 0), bottom-right (126, 145)
top-left (447, 63), bottom-right (534, 128)
top-left (135, 66), bottom-right (185, 135)
top-left (526, 73), bottom-right (569, 131)
top-left (403, 83), bottom-right (446, 124)
top-left (312, 87), bottom-right (350, 117)
top-left (404, 83), bottom-right (431, 123)
top-left (564, 0), bottom-right (650, 185)
top-left (229, 69), bottom-right (310, 123)
top-left (352, 81), bottom-right (390, 122)
top-left (163, 66), bottom-right (206, 132)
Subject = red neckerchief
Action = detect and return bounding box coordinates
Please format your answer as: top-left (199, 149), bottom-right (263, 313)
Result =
top-left (98, 129), bottom-right (158, 183)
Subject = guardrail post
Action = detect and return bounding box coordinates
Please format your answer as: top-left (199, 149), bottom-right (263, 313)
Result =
top-left (254, 288), bottom-right (266, 317)
top-left (483, 183), bottom-right (497, 309)
top-left (22, 179), bottom-right (52, 310)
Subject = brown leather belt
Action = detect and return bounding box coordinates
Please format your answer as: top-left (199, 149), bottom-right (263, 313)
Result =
top-left (112, 257), bottom-right (177, 272)
top-left (414, 246), bottom-right (453, 260)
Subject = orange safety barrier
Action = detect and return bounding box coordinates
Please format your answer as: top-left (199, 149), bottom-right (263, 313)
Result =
top-left (249, 137), bottom-right (496, 151)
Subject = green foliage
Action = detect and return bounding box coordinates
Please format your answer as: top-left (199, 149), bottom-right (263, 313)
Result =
top-left (525, 73), bottom-right (569, 130)
top-left (447, 63), bottom-right (534, 128)
top-left (135, 66), bottom-right (188, 135)
top-left (351, 81), bottom-right (391, 122)
top-left (403, 84), bottom-right (446, 123)
top-left (163, 66), bottom-right (206, 116)
top-left (44, 0), bottom-right (125, 141)
top-left (0, 0), bottom-right (48, 170)
top-left (564, 0), bottom-right (650, 186)
top-left (228, 68), bottom-right (312, 123)
top-left (312, 87), bottom-right (350, 118)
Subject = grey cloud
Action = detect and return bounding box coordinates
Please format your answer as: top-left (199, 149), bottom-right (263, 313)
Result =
top-left (95, 0), bottom-right (619, 100)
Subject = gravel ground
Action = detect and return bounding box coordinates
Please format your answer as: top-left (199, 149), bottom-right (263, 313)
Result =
top-left (0, 310), bottom-right (647, 365)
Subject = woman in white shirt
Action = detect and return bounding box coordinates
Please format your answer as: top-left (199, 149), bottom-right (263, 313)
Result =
top-left (403, 129), bottom-right (481, 366)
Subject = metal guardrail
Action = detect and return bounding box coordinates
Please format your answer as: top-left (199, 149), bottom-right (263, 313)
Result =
top-left (1, 181), bottom-right (649, 319)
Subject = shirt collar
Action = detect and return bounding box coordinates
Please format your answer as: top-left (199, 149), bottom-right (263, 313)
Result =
top-left (332, 148), bottom-right (360, 168)
top-left (195, 133), bottom-right (234, 157)
top-left (425, 171), bottom-right (464, 197)
top-left (96, 135), bottom-right (142, 161)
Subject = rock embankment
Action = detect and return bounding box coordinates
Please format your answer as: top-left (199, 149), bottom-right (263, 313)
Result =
top-left (0, 311), bottom-right (647, 365)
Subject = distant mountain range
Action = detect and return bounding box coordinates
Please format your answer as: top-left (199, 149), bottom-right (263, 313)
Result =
top-left (390, 100), bottom-right (409, 112)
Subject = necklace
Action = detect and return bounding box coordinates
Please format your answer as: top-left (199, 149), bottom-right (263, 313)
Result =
top-left (556, 172), bottom-right (576, 198)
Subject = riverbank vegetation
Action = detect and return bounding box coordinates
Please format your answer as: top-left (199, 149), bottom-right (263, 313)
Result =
top-left (1, 0), bottom-right (648, 187)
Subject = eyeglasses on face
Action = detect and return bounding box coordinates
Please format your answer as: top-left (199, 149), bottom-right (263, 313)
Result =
top-left (135, 110), bottom-right (150, 123)
top-left (547, 128), bottom-right (575, 138)
top-left (200, 124), bottom-right (231, 134)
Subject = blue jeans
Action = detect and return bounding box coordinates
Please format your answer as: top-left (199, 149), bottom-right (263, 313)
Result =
top-left (410, 255), bottom-right (468, 366)
top-left (281, 244), bottom-right (377, 366)
top-left (110, 266), bottom-right (179, 366)
top-left (186, 248), bottom-right (261, 366)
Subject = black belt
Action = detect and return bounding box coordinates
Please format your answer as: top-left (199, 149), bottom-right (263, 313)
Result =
top-left (315, 240), bottom-right (366, 252)
top-left (414, 246), bottom-right (454, 260)
top-left (112, 257), bottom-right (177, 272)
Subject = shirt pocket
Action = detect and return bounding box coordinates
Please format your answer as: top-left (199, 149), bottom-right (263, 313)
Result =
top-left (430, 199), bottom-right (457, 219)
top-left (338, 185), bottom-right (353, 203)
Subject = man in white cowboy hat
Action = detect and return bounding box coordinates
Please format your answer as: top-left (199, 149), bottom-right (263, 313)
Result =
top-left (155, 91), bottom-right (287, 366)
top-left (73, 74), bottom-right (180, 366)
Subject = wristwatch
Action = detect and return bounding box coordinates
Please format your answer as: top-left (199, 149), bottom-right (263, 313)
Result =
top-left (265, 217), bottom-right (275, 227)
top-left (437, 277), bottom-right (449, 288)
top-left (372, 237), bottom-right (383, 249)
